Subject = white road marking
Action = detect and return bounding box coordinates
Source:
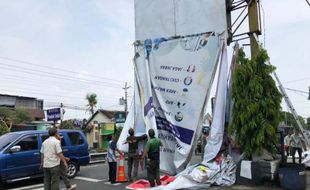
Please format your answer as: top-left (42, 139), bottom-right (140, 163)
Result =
top-left (103, 182), bottom-right (122, 186)
top-left (82, 164), bottom-right (104, 168)
top-left (74, 176), bottom-right (103, 182)
top-left (8, 184), bottom-right (43, 190)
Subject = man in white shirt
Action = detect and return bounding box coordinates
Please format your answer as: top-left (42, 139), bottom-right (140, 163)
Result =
top-left (284, 130), bottom-right (292, 158)
top-left (290, 130), bottom-right (304, 164)
top-left (41, 128), bottom-right (68, 190)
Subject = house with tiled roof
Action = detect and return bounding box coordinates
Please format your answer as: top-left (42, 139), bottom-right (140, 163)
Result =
top-left (86, 109), bottom-right (126, 150)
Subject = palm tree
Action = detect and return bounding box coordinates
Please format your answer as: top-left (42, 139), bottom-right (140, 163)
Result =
top-left (86, 93), bottom-right (97, 115)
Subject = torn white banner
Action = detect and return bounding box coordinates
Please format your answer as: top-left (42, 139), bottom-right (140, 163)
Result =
top-left (202, 44), bottom-right (228, 164)
top-left (135, 34), bottom-right (222, 174)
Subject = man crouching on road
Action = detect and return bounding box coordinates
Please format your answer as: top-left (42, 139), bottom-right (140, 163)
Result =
top-left (41, 128), bottom-right (68, 190)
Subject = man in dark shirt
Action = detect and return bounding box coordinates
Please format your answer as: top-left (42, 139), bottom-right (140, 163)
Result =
top-left (125, 128), bottom-right (147, 182)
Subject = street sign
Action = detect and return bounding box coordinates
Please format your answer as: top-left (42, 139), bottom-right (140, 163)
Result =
top-left (46, 108), bottom-right (61, 121)
top-left (115, 112), bottom-right (126, 123)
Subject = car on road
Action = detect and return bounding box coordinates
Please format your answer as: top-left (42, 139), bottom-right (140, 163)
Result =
top-left (0, 129), bottom-right (89, 186)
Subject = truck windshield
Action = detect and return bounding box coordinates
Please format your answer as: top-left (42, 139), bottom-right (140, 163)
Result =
top-left (0, 133), bottom-right (20, 151)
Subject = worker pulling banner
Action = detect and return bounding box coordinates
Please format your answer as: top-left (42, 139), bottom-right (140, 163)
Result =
top-left (134, 34), bottom-right (222, 174)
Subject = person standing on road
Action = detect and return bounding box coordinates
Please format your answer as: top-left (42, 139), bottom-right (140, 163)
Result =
top-left (55, 133), bottom-right (77, 190)
top-left (124, 128), bottom-right (147, 182)
top-left (142, 129), bottom-right (162, 187)
top-left (290, 130), bottom-right (304, 163)
top-left (41, 128), bottom-right (68, 190)
top-left (284, 130), bottom-right (292, 158)
top-left (107, 135), bottom-right (120, 184)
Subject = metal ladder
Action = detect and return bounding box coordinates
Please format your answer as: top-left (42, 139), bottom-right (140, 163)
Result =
top-left (252, 33), bottom-right (310, 146)
top-left (268, 60), bottom-right (310, 147)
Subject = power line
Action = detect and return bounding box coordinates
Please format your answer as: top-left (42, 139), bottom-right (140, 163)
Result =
top-left (0, 74), bottom-right (131, 94)
top-left (283, 77), bottom-right (310, 84)
top-left (0, 88), bottom-right (120, 103)
top-left (285, 87), bottom-right (308, 94)
top-left (0, 62), bottom-right (123, 88)
top-left (0, 84), bottom-right (120, 101)
top-left (305, 0), bottom-right (310, 7)
top-left (0, 56), bottom-right (129, 84)
top-left (0, 65), bottom-right (123, 89)
top-left (0, 78), bottom-right (130, 99)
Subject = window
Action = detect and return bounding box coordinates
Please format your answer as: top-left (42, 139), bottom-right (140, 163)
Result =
top-left (16, 136), bottom-right (38, 151)
top-left (41, 135), bottom-right (66, 147)
top-left (0, 133), bottom-right (20, 151)
top-left (68, 132), bottom-right (84, 145)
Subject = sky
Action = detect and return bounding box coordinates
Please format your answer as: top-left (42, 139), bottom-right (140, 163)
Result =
top-left (0, 0), bottom-right (309, 120)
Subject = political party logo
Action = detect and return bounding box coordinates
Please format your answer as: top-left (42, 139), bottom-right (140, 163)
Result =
top-left (175, 112), bottom-right (183, 122)
top-left (186, 64), bottom-right (196, 73)
top-left (177, 101), bottom-right (186, 109)
top-left (184, 77), bottom-right (193, 86)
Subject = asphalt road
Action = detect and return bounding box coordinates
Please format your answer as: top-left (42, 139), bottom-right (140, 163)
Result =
top-left (5, 162), bottom-right (139, 190)
top-left (4, 155), bottom-right (310, 190)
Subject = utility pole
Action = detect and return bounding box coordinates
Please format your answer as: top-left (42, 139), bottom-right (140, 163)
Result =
top-left (122, 82), bottom-right (131, 116)
top-left (60, 103), bottom-right (64, 128)
top-left (248, 0), bottom-right (261, 59)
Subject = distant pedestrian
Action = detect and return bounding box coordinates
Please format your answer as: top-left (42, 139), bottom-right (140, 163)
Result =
top-left (41, 128), bottom-right (68, 190)
top-left (290, 130), bottom-right (304, 163)
top-left (142, 129), bottom-right (162, 187)
top-left (284, 130), bottom-right (292, 158)
top-left (124, 128), bottom-right (147, 182)
top-left (55, 133), bottom-right (77, 190)
top-left (107, 135), bottom-right (121, 184)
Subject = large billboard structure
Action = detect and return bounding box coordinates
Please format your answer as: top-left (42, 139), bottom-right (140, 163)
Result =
top-left (118, 0), bottom-right (229, 175)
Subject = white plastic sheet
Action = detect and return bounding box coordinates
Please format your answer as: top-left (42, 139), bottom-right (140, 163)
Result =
top-left (147, 155), bottom-right (236, 190)
top-left (202, 44), bottom-right (228, 163)
top-left (302, 150), bottom-right (310, 167)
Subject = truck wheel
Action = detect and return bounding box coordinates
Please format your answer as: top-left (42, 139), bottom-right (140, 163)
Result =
top-left (67, 161), bottom-right (78, 178)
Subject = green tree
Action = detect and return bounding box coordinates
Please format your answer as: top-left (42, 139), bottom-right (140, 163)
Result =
top-left (61, 120), bottom-right (76, 130)
top-left (15, 108), bottom-right (33, 124)
top-left (86, 93), bottom-right (98, 115)
top-left (0, 120), bottom-right (10, 136)
top-left (229, 48), bottom-right (282, 159)
top-left (280, 111), bottom-right (306, 129)
top-left (306, 117), bottom-right (310, 130)
top-left (0, 107), bottom-right (33, 127)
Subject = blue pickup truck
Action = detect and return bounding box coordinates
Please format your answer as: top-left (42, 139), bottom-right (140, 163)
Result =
top-left (0, 130), bottom-right (89, 186)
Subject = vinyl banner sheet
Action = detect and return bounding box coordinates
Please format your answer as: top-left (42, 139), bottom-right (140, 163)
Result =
top-left (136, 35), bottom-right (221, 174)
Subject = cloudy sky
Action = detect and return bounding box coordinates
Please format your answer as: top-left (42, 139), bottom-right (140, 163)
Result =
top-left (0, 0), bottom-right (309, 120)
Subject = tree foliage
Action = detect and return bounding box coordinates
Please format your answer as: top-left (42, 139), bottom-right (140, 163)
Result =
top-left (280, 111), bottom-right (306, 129)
top-left (306, 117), bottom-right (310, 130)
top-left (61, 120), bottom-right (76, 130)
top-left (0, 120), bottom-right (10, 136)
top-left (86, 93), bottom-right (98, 115)
top-left (0, 107), bottom-right (33, 127)
top-left (229, 49), bottom-right (282, 159)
